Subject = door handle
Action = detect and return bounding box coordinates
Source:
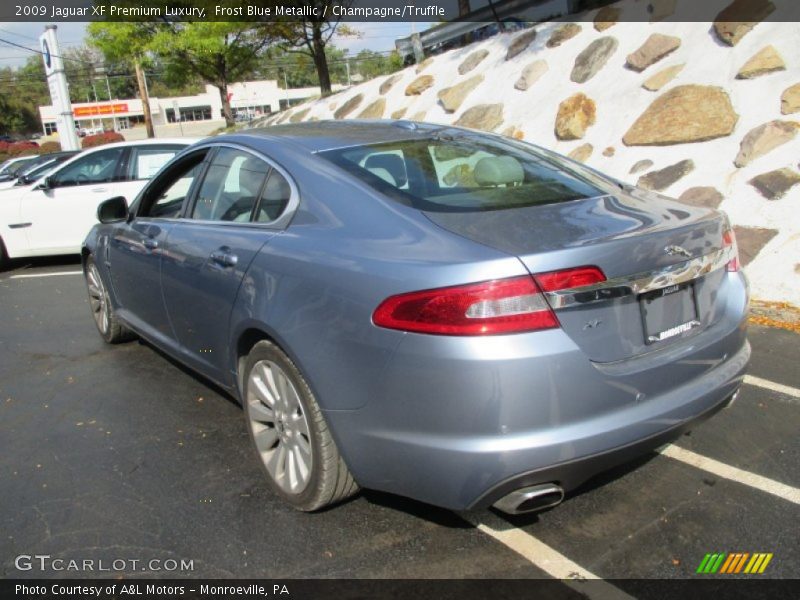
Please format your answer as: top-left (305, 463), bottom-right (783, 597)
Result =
top-left (143, 238), bottom-right (158, 250)
top-left (91, 187), bottom-right (109, 193)
top-left (209, 248), bottom-right (238, 267)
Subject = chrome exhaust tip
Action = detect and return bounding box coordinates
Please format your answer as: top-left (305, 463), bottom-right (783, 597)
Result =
top-left (493, 483), bottom-right (564, 515)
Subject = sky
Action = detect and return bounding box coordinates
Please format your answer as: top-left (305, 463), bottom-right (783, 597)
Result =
top-left (0, 21), bottom-right (423, 69)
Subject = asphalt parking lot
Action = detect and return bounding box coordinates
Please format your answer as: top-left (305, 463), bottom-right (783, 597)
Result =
top-left (1, 257), bottom-right (798, 588)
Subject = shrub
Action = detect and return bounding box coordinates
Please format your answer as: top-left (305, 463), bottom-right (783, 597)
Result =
top-left (5, 142), bottom-right (40, 157)
top-left (81, 131), bottom-right (124, 149)
top-left (39, 141), bottom-right (62, 154)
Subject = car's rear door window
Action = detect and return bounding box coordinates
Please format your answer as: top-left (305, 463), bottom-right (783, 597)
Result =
top-left (319, 135), bottom-right (603, 213)
top-left (190, 148), bottom-right (269, 222)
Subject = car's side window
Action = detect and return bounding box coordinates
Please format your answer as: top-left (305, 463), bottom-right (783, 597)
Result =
top-left (190, 148), bottom-right (269, 222)
top-left (128, 145), bottom-right (186, 181)
top-left (138, 152), bottom-right (207, 219)
top-left (48, 148), bottom-right (125, 188)
top-left (255, 170), bottom-right (292, 223)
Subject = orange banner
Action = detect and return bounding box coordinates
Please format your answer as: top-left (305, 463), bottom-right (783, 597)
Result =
top-left (74, 103), bottom-right (128, 117)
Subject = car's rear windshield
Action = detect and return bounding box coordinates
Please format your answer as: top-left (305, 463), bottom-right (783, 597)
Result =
top-left (318, 134), bottom-right (604, 213)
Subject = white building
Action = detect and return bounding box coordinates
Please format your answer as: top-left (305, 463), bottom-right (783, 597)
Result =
top-left (38, 80), bottom-right (344, 134)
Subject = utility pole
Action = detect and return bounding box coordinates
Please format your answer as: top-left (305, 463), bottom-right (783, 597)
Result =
top-left (134, 59), bottom-right (154, 138)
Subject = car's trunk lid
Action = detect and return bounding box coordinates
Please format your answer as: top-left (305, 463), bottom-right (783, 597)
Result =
top-left (424, 187), bottom-right (730, 363)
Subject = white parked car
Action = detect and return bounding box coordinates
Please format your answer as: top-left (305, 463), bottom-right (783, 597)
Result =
top-left (0, 138), bottom-right (199, 263)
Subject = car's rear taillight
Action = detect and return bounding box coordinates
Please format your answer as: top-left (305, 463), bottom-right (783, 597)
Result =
top-left (723, 228), bottom-right (740, 272)
top-left (532, 266), bottom-right (607, 292)
top-left (373, 267), bottom-right (605, 336)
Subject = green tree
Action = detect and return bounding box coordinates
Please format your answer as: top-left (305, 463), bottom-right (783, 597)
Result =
top-left (150, 22), bottom-right (278, 127)
top-left (88, 22), bottom-right (160, 137)
top-left (274, 1), bottom-right (357, 97)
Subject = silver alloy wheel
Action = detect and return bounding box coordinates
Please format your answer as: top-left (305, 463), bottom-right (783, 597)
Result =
top-left (86, 263), bottom-right (109, 334)
top-left (247, 360), bottom-right (313, 494)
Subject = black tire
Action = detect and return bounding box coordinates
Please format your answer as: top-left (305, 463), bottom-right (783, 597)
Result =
top-left (242, 340), bottom-right (359, 511)
top-left (0, 236), bottom-right (7, 271)
top-left (84, 256), bottom-right (136, 344)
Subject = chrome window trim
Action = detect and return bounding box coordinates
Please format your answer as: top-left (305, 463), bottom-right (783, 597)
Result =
top-left (544, 246), bottom-right (735, 310)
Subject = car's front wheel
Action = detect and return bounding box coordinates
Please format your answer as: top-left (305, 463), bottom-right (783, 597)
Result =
top-left (85, 257), bottom-right (135, 344)
top-left (243, 340), bottom-right (359, 511)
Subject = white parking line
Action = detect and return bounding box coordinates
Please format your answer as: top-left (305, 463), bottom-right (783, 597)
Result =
top-left (468, 512), bottom-right (636, 600)
top-left (7, 270), bottom-right (83, 280)
top-left (744, 375), bottom-right (800, 401)
top-left (660, 445), bottom-right (800, 505)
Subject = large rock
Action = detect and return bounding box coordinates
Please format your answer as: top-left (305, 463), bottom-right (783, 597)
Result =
top-left (405, 75), bottom-right (435, 96)
top-left (547, 23), bottom-right (581, 48)
top-left (391, 107), bottom-right (408, 120)
top-left (571, 37), bottom-right (618, 84)
top-left (734, 120), bottom-right (798, 167)
top-left (594, 6), bottom-right (620, 31)
top-left (643, 64), bottom-right (685, 91)
top-left (568, 143), bottom-right (593, 162)
top-left (501, 125), bottom-right (525, 140)
top-left (555, 93), bottom-right (596, 140)
top-left (415, 57), bottom-right (434, 74)
top-left (736, 46), bottom-right (786, 79)
top-left (630, 159), bottom-right (654, 174)
top-left (506, 29), bottom-right (537, 61)
top-left (458, 49), bottom-right (490, 75)
top-left (357, 98), bottom-right (386, 119)
top-left (678, 187), bottom-right (724, 209)
top-left (623, 85), bottom-right (738, 146)
top-left (626, 34), bottom-right (681, 72)
top-left (438, 75), bottom-right (484, 113)
top-left (781, 83), bottom-right (800, 115)
top-left (713, 0), bottom-right (776, 46)
top-left (602, 146), bottom-right (615, 157)
top-left (411, 111), bottom-right (427, 122)
top-left (514, 60), bottom-right (548, 91)
top-left (333, 94), bottom-right (363, 119)
top-left (289, 108), bottom-right (310, 123)
top-left (748, 168), bottom-right (800, 200)
top-left (379, 74), bottom-right (402, 95)
top-left (636, 159), bottom-right (695, 191)
top-left (733, 226), bottom-right (778, 266)
top-left (454, 104), bottom-right (504, 132)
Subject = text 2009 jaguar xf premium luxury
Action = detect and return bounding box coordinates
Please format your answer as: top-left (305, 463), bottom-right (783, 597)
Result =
top-left (82, 121), bottom-right (749, 514)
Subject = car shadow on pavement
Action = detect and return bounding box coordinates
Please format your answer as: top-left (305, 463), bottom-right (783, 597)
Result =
top-left (1, 254), bottom-right (82, 272)
top-left (495, 452), bottom-right (660, 529)
top-left (361, 490), bottom-right (475, 528)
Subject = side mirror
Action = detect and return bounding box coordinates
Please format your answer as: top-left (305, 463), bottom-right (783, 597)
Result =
top-left (97, 196), bottom-right (129, 224)
top-left (35, 176), bottom-right (52, 190)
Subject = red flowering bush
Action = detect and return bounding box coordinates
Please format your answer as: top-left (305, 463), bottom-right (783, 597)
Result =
top-left (81, 131), bottom-right (124, 149)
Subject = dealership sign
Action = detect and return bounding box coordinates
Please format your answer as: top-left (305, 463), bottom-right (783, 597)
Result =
top-left (74, 103), bottom-right (129, 117)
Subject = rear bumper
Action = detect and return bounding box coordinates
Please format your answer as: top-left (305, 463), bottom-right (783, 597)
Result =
top-left (469, 384), bottom-right (740, 509)
top-left (325, 325), bottom-right (750, 510)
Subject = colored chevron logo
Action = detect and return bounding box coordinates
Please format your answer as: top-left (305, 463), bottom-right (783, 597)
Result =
top-left (696, 552), bottom-right (773, 574)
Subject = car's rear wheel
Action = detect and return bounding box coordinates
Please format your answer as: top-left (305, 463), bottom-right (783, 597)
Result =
top-left (243, 340), bottom-right (359, 511)
top-left (85, 257), bottom-right (135, 344)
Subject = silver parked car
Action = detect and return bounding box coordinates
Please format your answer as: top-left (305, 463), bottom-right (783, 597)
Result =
top-left (82, 121), bottom-right (749, 513)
